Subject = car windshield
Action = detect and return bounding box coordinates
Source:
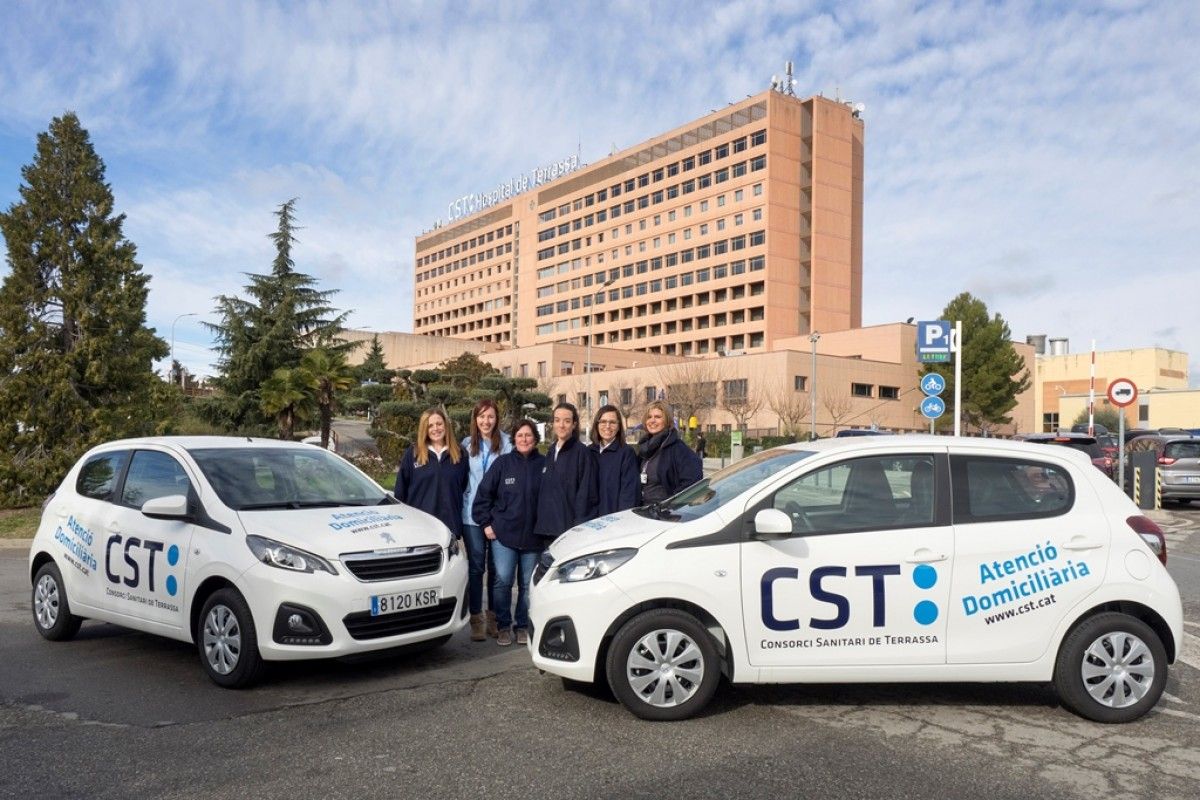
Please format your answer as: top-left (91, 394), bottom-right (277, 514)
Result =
top-left (637, 447), bottom-right (813, 523)
top-left (190, 447), bottom-right (390, 510)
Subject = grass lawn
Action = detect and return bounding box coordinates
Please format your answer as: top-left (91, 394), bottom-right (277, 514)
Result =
top-left (0, 507), bottom-right (40, 539)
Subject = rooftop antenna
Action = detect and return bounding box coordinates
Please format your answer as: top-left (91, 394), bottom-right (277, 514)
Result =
top-left (773, 61), bottom-right (797, 96)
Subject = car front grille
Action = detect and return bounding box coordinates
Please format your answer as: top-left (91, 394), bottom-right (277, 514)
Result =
top-left (341, 546), bottom-right (443, 582)
top-left (342, 598), bottom-right (458, 640)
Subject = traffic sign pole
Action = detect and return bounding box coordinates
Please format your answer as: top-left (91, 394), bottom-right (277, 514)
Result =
top-left (953, 320), bottom-right (962, 437)
top-left (1107, 378), bottom-right (1138, 493)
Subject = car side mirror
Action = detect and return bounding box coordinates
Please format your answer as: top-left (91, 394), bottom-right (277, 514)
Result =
top-left (142, 494), bottom-right (190, 520)
top-left (751, 508), bottom-right (793, 541)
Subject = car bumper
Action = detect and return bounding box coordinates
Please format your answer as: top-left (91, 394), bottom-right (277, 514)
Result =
top-left (1160, 480), bottom-right (1200, 500)
top-left (527, 572), bottom-right (633, 682)
top-left (237, 552), bottom-right (469, 660)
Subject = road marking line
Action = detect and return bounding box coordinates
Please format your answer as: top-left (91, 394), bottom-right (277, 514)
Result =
top-left (1152, 706), bottom-right (1200, 722)
top-left (1183, 620), bottom-right (1200, 630)
top-left (1161, 691), bottom-right (1186, 705)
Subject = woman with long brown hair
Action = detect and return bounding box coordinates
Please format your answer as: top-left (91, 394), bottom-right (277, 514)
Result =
top-left (461, 398), bottom-right (511, 641)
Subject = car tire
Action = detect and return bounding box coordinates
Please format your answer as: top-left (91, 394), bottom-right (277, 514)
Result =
top-left (198, 588), bottom-right (265, 689)
top-left (1053, 612), bottom-right (1167, 723)
top-left (606, 609), bottom-right (720, 721)
top-left (32, 562), bottom-right (83, 641)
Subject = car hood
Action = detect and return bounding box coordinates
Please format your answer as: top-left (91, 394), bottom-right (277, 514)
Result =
top-left (549, 508), bottom-right (674, 563)
top-left (236, 504), bottom-right (450, 559)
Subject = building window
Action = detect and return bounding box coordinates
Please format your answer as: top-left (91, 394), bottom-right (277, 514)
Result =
top-left (561, 361), bottom-right (574, 375)
top-left (851, 383), bottom-right (873, 398)
top-left (880, 386), bottom-right (900, 400)
top-left (723, 379), bottom-right (748, 402)
top-left (620, 387), bottom-right (633, 406)
top-left (645, 386), bottom-right (658, 403)
top-left (794, 375), bottom-right (808, 391)
top-left (537, 361), bottom-right (547, 378)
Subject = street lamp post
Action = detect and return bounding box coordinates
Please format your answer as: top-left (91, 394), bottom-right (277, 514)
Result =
top-left (809, 331), bottom-right (820, 440)
top-left (171, 312), bottom-right (200, 390)
top-left (585, 277), bottom-right (617, 434)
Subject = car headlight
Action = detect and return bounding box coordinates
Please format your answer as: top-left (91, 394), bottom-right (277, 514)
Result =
top-left (550, 548), bottom-right (637, 583)
top-left (447, 536), bottom-right (461, 559)
top-left (246, 535), bottom-right (338, 575)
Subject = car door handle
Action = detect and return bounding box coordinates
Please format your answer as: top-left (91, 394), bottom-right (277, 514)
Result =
top-left (1062, 537), bottom-right (1103, 551)
top-left (905, 550), bottom-right (947, 563)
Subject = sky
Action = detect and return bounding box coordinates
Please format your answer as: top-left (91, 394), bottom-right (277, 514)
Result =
top-left (1, 0), bottom-right (1198, 386)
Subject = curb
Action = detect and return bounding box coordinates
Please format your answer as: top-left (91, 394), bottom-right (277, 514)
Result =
top-left (0, 538), bottom-right (33, 551)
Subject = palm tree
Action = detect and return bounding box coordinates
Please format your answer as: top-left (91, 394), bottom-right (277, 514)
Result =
top-left (301, 348), bottom-right (356, 449)
top-left (260, 366), bottom-right (315, 440)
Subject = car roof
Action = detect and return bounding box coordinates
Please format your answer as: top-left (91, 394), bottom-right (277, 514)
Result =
top-left (777, 431), bottom-right (1099, 462)
top-left (87, 436), bottom-right (311, 454)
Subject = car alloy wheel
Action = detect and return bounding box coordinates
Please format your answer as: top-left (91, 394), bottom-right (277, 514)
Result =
top-left (197, 588), bottom-right (264, 688)
top-left (203, 603), bottom-right (242, 675)
top-left (31, 562), bottom-right (82, 641)
top-left (1080, 630), bottom-right (1156, 708)
top-left (1054, 612), bottom-right (1167, 723)
top-left (625, 629), bottom-right (706, 708)
top-left (34, 573), bottom-right (61, 631)
top-left (606, 608), bottom-right (721, 721)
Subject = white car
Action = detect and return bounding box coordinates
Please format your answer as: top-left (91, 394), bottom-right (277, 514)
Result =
top-left (529, 435), bottom-right (1182, 722)
top-left (29, 436), bottom-right (467, 687)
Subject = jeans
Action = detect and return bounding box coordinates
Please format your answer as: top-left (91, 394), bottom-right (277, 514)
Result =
top-left (462, 524), bottom-right (496, 615)
top-left (490, 540), bottom-right (540, 631)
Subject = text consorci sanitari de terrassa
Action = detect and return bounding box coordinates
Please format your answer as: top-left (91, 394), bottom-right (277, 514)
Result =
top-left (446, 155), bottom-right (581, 222)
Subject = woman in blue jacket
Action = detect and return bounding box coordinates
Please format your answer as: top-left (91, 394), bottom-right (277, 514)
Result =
top-left (637, 400), bottom-right (703, 504)
top-left (587, 404), bottom-right (639, 515)
top-left (394, 408), bottom-right (468, 538)
top-left (471, 419), bottom-right (545, 647)
top-left (535, 403), bottom-right (599, 543)
top-left (461, 399), bottom-right (511, 641)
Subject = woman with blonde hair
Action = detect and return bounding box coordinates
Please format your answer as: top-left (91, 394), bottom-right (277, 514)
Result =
top-left (395, 407), bottom-right (468, 539)
top-left (637, 400), bottom-right (702, 504)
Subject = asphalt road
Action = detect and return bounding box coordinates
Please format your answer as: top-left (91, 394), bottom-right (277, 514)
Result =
top-left (1, 508), bottom-right (1198, 799)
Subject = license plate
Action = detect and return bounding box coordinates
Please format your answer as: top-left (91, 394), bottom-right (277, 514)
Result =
top-left (1183, 476), bottom-right (1200, 484)
top-left (370, 588), bottom-right (440, 616)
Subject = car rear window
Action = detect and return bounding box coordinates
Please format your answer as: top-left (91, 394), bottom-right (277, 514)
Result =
top-left (950, 455), bottom-right (1074, 523)
top-left (1164, 441), bottom-right (1200, 460)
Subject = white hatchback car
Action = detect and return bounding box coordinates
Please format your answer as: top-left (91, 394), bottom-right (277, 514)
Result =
top-left (29, 436), bottom-right (467, 687)
top-left (529, 436), bottom-right (1182, 722)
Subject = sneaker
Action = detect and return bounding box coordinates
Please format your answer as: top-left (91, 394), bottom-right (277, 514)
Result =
top-left (515, 628), bottom-right (529, 645)
top-left (497, 629), bottom-right (513, 646)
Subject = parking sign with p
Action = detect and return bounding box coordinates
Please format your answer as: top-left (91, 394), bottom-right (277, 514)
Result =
top-left (917, 320), bottom-right (952, 363)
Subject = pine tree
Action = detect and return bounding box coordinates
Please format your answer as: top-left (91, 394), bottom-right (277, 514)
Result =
top-left (354, 334), bottom-right (395, 384)
top-left (205, 199), bottom-right (350, 432)
top-left (0, 113), bottom-right (167, 505)
top-left (922, 292), bottom-right (1031, 434)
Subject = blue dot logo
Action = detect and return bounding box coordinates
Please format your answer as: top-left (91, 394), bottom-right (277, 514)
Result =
top-left (167, 545), bottom-right (180, 566)
top-left (166, 575), bottom-right (178, 596)
top-left (914, 600), bottom-right (938, 625)
top-left (912, 564), bottom-right (937, 589)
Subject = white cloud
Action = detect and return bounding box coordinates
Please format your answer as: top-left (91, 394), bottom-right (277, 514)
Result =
top-left (1, 0), bottom-right (1197, 386)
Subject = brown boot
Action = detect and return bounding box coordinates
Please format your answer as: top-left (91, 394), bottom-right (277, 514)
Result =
top-left (486, 610), bottom-right (499, 638)
top-left (469, 613), bottom-right (486, 642)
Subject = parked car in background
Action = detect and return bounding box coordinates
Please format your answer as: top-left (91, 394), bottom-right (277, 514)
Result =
top-left (834, 429), bottom-right (893, 437)
top-left (1071, 423), bottom-right (1109, 436)
top-left (1123, 428), bottom-right (1158, 444)
top-left (1126, 435), bottom-right (1200, 505)
top-left (1021, 432), bottom-right (1113, 479)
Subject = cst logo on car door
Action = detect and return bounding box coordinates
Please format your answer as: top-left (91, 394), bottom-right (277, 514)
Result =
top-left (742, 453), bottom-right (953, 668)
top-left (99, 449), bottom-right (195, 625)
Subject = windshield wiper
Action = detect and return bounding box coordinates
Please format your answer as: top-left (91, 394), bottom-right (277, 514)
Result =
top-left (238, 500), bottom-right (354, 511)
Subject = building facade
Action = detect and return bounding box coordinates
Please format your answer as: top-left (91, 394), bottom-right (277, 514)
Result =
top-left (413, 90), bottom-right (863, 358)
